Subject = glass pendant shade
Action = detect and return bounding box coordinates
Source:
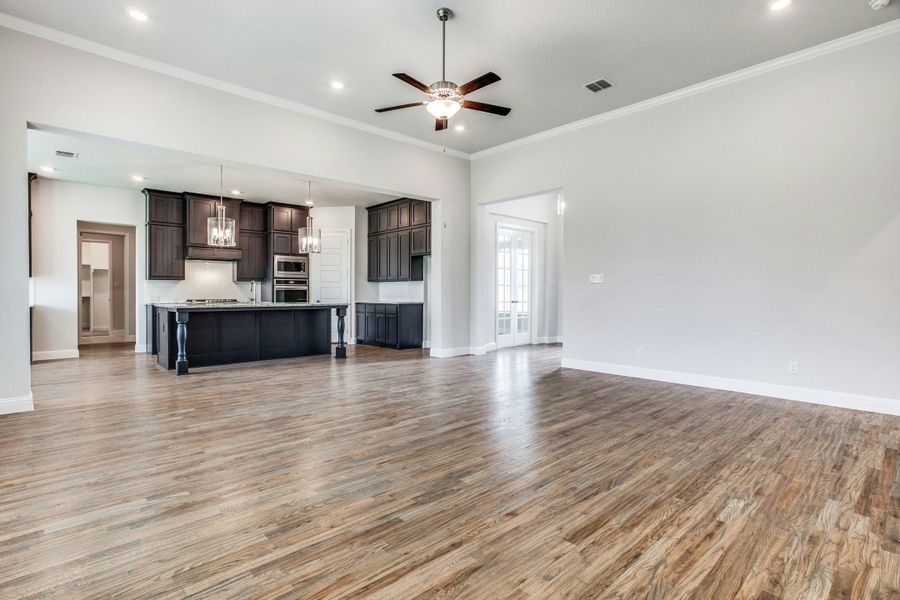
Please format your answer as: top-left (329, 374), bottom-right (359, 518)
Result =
top-left (299, 215), bottom-right (321, 254)
top-left (207, 203), bottom-right (236, 247)
top-left (426, 98), bottom-right (461, 119)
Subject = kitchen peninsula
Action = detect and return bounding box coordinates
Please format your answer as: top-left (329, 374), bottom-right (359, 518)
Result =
top-left (150, 301), bottom-right (348, 374)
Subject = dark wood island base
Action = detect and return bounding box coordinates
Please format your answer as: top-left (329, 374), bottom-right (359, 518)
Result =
top-left (151, 303), bottom-right (348, 374)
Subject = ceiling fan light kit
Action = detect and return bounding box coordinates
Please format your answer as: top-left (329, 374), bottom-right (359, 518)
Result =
top-left (375, 7), bottom-right (511, 131)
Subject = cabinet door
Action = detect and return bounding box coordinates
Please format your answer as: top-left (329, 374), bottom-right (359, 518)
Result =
top-left (367, 313), bottom-right (379, 343)
top-left (186, 196), bottom-right (217, 246)
top-left (271, 205), bottom-right (293, 232)
top-left (377, 234), bottom-right (389, 281)
top-left (377, 208), bottom-right (388, 232)
top-left (367, 236), bottom-right (378, 281)
top-left (356, 310), bottom-right (367, 343)
top-left (236, 232), bottom-right (267, 281)
top-left (385, 314), bottom-right (398, 347)
top-left (291, 233), bottom-right (301, 256)
top-left (426, 226), bottom-right (431, 253)
top-left (410, 226), bottom-right (428, 255)
top-left (368, 209), bottom-right (380, 234)
top-left (272, 232), bottom-right (292, 256)
top-left (397, 201), bottom-right (410, 228)
top-left (411, 200), bottom-right (429, 226)
top-left (240, 203), bottom-right (266, 232)
top-left (387, 232), bottom-right (400, 281)
top-left (148, 224), bottom-right (184, 280)
top-left (147, 193), bottom-right (183, 225)
top-left (386, 205), bottom-right (399, 230)
top-left (398, 231), bottom-right (410, 281)
top-left (375, 313), bottom-right (387, 344)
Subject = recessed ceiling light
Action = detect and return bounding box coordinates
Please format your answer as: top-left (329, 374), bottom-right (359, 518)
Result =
top-left (454, 124), bottom-right (465, 132)
top-left (128, 9), bottom-right (149, 21)
top-left (231, 189), bottom-right (242, 195)
top-left (40, 166), bottom-right (56, 173)
top-left (330, 80), bottom-right (345, 90)
top-left (769, 0), bottom-right (791, 11)
top-left (305, 200), bottom-right (314, 206)
top-left (131, 175), bottom-right (146, 182)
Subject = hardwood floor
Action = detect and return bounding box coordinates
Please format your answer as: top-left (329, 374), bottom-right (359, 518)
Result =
top-left (3, 344), bottom-right (899, 599)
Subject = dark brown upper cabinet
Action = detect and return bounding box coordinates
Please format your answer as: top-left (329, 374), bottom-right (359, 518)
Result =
top-left (366, 198), bottom-right (429, 282)
top-left (145, 189), bottom-right (185, 280)
top-left (146, 189), bottom-right (184, 225)
top-left (234, 231), bottom-right (267, 281)
top-left (183, 192), bottom-right (242, 261)
top-left (268, 203), bottom-right (308, 234)
top-left (239, 202), bottom-right (266, 232)
top-left (411, 200), bottom-right (429, 226)
top-left (410, 226), bottom-right (429, 256)
top-left (147, 224), bottom-right (185, 280)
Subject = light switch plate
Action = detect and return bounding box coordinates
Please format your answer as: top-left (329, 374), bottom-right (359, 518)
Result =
top-left (589, 273), bottom-right (605, 284)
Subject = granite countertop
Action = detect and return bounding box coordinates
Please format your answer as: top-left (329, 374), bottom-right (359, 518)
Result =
top-left (356, 300), bottom-right (425, 305)
top-left (153, 302), bottom-right (347, 311)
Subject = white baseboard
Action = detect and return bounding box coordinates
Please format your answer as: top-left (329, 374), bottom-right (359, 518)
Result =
top-left (430, 346), bottom-right (477, 358)
top-left (561, 358), bottom-right (900, 417)
top-left (535, 336), bottom-right (562, 344)
top-left (134, 344), bottom-right (150, 353)
top-left (32, 349), bottom-right (79, 362)
top-left (422, 339), bottom-right (431, 349)
top-left (0, 393), bottom-right (34, 415)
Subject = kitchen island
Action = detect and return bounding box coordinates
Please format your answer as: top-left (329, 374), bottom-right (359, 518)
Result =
top-left (150, 302), bottom-right (348, 375)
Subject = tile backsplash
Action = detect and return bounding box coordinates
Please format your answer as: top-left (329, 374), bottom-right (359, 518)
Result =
top-left (145, 261), bottom-right (252, 303)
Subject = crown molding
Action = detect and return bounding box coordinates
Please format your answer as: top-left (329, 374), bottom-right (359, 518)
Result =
top-left (472, 19), bottom-right (900, 160)
top-left (0, 12), bottom-right (471, 160)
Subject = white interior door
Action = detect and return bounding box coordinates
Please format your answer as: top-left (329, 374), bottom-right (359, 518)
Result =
top-left (310, 230), bottom-right (351, 341)
top-left (497, 227), bottom-right (532, 348)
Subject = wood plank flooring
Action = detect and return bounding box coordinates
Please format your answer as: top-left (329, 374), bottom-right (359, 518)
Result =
top-left (2, 344), bottom-right (899, 598)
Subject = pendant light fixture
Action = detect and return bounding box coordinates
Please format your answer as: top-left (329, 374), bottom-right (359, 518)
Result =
top-left (299, 180), bottom-right (321, 254)
top-left (207, 165), bottom-right (236, 247)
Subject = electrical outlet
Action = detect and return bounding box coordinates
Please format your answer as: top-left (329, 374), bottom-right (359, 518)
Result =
top-left (589, 273), bottom-right (605, 284)
top-left (788, 361), bottom-right (799, 375)
top-left (637, 346), bottom-right (645, 357)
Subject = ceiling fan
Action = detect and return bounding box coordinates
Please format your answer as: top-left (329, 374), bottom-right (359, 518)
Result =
top-left (374, 7), bottom-right (511, 131)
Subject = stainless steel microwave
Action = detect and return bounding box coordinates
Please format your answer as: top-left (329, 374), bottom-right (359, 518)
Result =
top-left (273, 255), bottom-right (308, 279)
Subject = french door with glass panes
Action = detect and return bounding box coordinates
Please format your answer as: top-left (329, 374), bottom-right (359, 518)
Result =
top-left (496, 227), bottom-right (533, 347)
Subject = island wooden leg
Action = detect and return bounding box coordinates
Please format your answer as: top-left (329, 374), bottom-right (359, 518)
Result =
top-left (175, 312), bottom-right (189, 375)
top-left (335, 307), bottom-right (347, 359)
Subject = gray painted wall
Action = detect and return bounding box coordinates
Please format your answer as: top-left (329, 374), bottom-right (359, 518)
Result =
top-left (472, 31), bottom-right (900, 401)
top-left (0, 26), bottom-right (470, 409)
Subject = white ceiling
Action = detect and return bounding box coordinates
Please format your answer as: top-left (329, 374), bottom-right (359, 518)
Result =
top-left (3, 1), bottom-right (898, 153)
top-left (28, 129), bottom-right (400, 207)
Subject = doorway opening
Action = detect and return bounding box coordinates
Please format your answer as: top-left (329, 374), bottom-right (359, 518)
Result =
top-left (476, 191), bottom-right (563, 353)
top-left (77, 223), bottom-right (136, 347)
top-left (496, 227), bottom-right (533, 348)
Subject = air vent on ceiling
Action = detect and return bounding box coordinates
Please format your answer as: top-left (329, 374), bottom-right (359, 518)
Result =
top-left (55, 150), bottom-right (78, 159)
top-left (585, 78), bottom-right (613, 93)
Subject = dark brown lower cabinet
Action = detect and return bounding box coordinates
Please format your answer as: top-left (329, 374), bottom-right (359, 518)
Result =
top-left (355, 303), bottom-right (423, 349)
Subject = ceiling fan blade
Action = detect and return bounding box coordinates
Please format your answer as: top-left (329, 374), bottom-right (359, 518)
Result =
top-left (435, 118), bottom-right (448, 131)
top-left (457, 72), bottom-right (501, 96)
top-left (374, 102), bottom-right (425, 113)
top-left (462, 100), bottom-right (512, 116)
top-left (392, 73), bottom-right (433, 94)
